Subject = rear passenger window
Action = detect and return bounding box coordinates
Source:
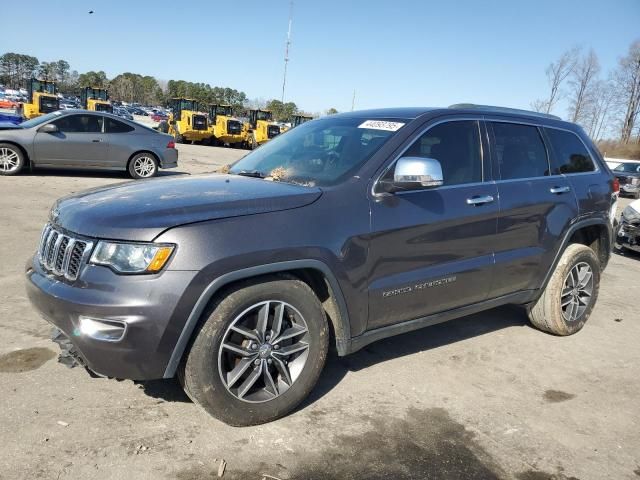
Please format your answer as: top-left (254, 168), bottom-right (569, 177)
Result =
top-left (106, 118), bottom-right (134, 133)
top-left (491, 122), bottom-right (549, 180)
top-left (545, 128), bottom-right (595, 174)
top-left (402, 120), bottom-right (482, 186)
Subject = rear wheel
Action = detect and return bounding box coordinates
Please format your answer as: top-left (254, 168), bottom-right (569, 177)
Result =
top-left (528, 244), bottom-right (600, 336)
top-left (175, 133), bottom-right (184, 144)
top-left (128, 153), bottom-right (158, 179)
top-left (180, 275), bottom-right (329, 426)
top-left (0, 143), bottom-right (25, 176)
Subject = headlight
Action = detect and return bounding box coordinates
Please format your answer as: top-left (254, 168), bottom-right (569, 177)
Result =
top-left (622, 205), bottom-right (640, 222)
top-left (90, 241), bottom-right (175, 273)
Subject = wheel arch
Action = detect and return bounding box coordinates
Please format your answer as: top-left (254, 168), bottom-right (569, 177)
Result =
top-left (0, 140), bottom-right (31, 168)
top-left (539, 217), bottom-right (612, 295)
top-left (163, 260), bottom-right (351, 378)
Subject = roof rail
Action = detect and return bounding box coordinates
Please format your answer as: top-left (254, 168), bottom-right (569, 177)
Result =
top-left (448, 103), bottom-right (562, 121)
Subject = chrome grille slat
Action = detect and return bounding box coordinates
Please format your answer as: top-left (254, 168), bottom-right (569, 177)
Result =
top-left (37, 223), bottom-right (93, 281)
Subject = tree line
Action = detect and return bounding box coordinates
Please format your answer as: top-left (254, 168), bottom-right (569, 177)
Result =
top-left (0, 52), bottom-right (329, 120)
top-left (532, 39), bottom-right (640, 151)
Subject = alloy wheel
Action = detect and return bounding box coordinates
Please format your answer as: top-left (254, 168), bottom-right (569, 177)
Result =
top-left (133, 156), bottom-right (156, 177)
top-left (218, 300), bottom-right (310, 403)
top-left (0, 147), bottom-right (20, 173)
top-left (561, 262), bottom-right (593, 322)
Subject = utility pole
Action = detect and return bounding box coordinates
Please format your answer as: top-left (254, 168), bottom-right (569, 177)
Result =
top-left (281, 0), bottom-right (293, 103)
top-left (351, 89), bottom-right (356, 111)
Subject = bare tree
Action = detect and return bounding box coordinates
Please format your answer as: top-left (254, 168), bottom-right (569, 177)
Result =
top-left (530, 99), bottom-right (548, 113)
top-left (534, 47), bottom-right (580, 114)
top-left (615, 40), bottom-right (640, 143)
top-left (568, 49), bottom-right (600, 123)
top-left (584, 79), bottom-right (616, 141)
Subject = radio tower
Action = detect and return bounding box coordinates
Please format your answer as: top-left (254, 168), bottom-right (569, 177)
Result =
top-left (281, 0), bottom-right (293, 103)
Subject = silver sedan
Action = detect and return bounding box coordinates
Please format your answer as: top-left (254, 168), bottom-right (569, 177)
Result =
top-left (0, 110), bottom-right (178, 178)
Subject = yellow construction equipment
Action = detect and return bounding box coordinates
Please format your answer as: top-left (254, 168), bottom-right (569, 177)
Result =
top-left (207, 104), bottom-right (244, 147)
top-left (21, 78), bottom-right (59, 119)
top-left (166, 98), bottom-right (211, 144)
top-left (81, 87), bottom-right (113, 112)
top-left (291, 114), bottom-right (313, 127)
top-left (245, 109), bottom-right (281, 149)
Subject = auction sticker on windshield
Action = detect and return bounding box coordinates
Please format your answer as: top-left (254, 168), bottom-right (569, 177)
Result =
top-left (358, 120), bottom-right (405, 131)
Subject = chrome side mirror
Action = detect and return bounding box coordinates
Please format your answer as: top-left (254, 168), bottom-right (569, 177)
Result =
top-left (38, 123), bottom-right (59, 134)
top-left (390, 156), bottom-right (444, 191)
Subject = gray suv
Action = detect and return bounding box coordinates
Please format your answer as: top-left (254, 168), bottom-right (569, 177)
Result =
top-left (26, 105), bottom-right (617, 426)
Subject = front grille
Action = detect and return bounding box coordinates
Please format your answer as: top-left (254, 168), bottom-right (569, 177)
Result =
top-left (192, 114), bottom-right (208, 130)
top-left (227, 120), bottom-right (242, 135)
top-left (38, 224), bottom-right (93, 281)
top-left (267, 125), bottom-right (281, 139)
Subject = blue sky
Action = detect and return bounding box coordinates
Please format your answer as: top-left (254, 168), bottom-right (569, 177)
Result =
top-left (4, 0), bottom-right (639, 115)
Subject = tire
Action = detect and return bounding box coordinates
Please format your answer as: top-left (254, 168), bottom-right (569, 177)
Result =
top-left (175, 133), bottom-right (184, 144)
top-left (128, 153), bottom-right (158, 179)
top-left (157, 120), bottom-right (169, 134)
top-left (0, 143), bottom-right (25, 176)
top-left (528, 243), bottom-right (600, 336)
top-left (248, 133), bottom-right (257, 150)
top-left (180, 275), bottom-right (329, 426)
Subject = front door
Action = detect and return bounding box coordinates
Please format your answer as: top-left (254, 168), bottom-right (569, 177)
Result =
top-left (33, 114), bottom-right (108, 167)
top-left (367, 119), bottom-right (498, 329)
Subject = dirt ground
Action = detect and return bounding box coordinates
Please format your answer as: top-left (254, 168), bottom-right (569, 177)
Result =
top-left (0, 144), bottom-right (639, 480)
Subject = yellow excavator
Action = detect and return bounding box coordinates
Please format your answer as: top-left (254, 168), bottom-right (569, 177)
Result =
top-left (207, 104), bottom-right (244, 147)
top-left (166, 98), bottom-right (211, 144)
top-left (291, 114), bottom-right (313, 128)
top-left (244, 109), bottom-right (281, 149)
top-left (81, 87), bottom-right (112, 112)
top-left (20, 78), bottom-right (59, 119)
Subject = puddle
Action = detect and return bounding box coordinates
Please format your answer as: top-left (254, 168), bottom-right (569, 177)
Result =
top-left (0, 347), bottom-right (56, 373)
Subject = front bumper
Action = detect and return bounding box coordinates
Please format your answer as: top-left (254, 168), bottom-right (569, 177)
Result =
top-left (620, 184), bottom-right (639, 195)
top-left (616, 221), bottom-right (640, 253)
top-left (25, 255), bottom-right (197, 380)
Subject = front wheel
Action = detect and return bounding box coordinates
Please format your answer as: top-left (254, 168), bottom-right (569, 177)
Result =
top-left (128, 153), bottom-right (158, 179)
top-left (0, 143), bottom-right (25, 176)
top-left (528, 243), bottom-right (600, 336)
top-left (180, 275), bottom-right (329, 426)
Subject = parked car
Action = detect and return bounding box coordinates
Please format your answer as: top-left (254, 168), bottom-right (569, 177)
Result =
top-left (616, 199), bottom-right (640, 253)
top-left (151, 112), bottom-right (168, 122)
top-left (0, 94), bottom-right (18, 109)
top-left (25, 105), bottom-right (616, 426)
top-left (113, 107), bottom-right (134, 121)
top-left (0, 110), bottom-right (177, 178)
top-left (612, 161), bottom-right (640, 199)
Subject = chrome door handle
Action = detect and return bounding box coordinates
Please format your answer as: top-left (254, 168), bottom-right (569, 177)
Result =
top-left (466, 195), bottom-right (494, 206)
top-left (550, 186), bottom-right (571, 194)
top-left (92, 139), bottom-right (102, 143)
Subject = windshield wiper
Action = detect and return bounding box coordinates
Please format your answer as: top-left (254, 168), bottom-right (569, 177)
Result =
top-left (235, 169), bottom-right (265, 178)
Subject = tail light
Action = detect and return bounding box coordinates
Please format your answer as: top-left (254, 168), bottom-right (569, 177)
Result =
top-left (167, 140), bottom-right (175, 149)
top-left (613, 177), bottom-right (620, 193)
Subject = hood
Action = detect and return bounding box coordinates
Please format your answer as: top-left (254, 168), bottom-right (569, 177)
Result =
top-left (51, 174), bottom-right (322, 241)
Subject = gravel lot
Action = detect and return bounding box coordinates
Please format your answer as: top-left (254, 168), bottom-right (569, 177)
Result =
top-left (0, 145), bottom-right (639, 480)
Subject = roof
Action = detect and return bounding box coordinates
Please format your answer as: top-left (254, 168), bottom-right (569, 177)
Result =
top-left (334, 104), bottom-right (568, 124)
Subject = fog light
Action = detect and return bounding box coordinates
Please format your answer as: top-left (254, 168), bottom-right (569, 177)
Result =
top-left (77, 316), bottom-right (127, 342)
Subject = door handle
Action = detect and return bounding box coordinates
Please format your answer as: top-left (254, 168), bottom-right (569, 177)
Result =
top-left (466, 195), bottom-right (494, 206)
top-left (92, 139), bottom-right (102, 143)
top-left (550, 186), bottom-right (571, 194)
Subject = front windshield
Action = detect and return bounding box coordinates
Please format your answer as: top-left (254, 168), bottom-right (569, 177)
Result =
top-left (614, 162), bottom-right (640, 173)
top-left (20, 111), bottom-right (64, 129)
top-left (217, 106), bottom-right (232, 116)
top-left (229, 116), bottom-right (407, 187)
top-left (256, 111), bottom-right (272, 121)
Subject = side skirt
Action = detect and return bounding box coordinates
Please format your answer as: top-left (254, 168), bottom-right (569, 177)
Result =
top-left (339, 290), bottom-right (536, 356)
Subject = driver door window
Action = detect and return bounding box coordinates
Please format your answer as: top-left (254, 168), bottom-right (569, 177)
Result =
top-left (401, 120), bottom-right (483, 186)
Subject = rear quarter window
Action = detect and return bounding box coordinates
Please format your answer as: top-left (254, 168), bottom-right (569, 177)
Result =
top-left (545, 128), bottom-right (596, 174)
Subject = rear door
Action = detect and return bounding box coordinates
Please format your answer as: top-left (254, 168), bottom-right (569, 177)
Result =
top-left (33, 114), bottom-right (108, 167)
top-left (488, 120), bottom-right (578, 297)
top-left (367, 118), bottom-right (498, 329)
